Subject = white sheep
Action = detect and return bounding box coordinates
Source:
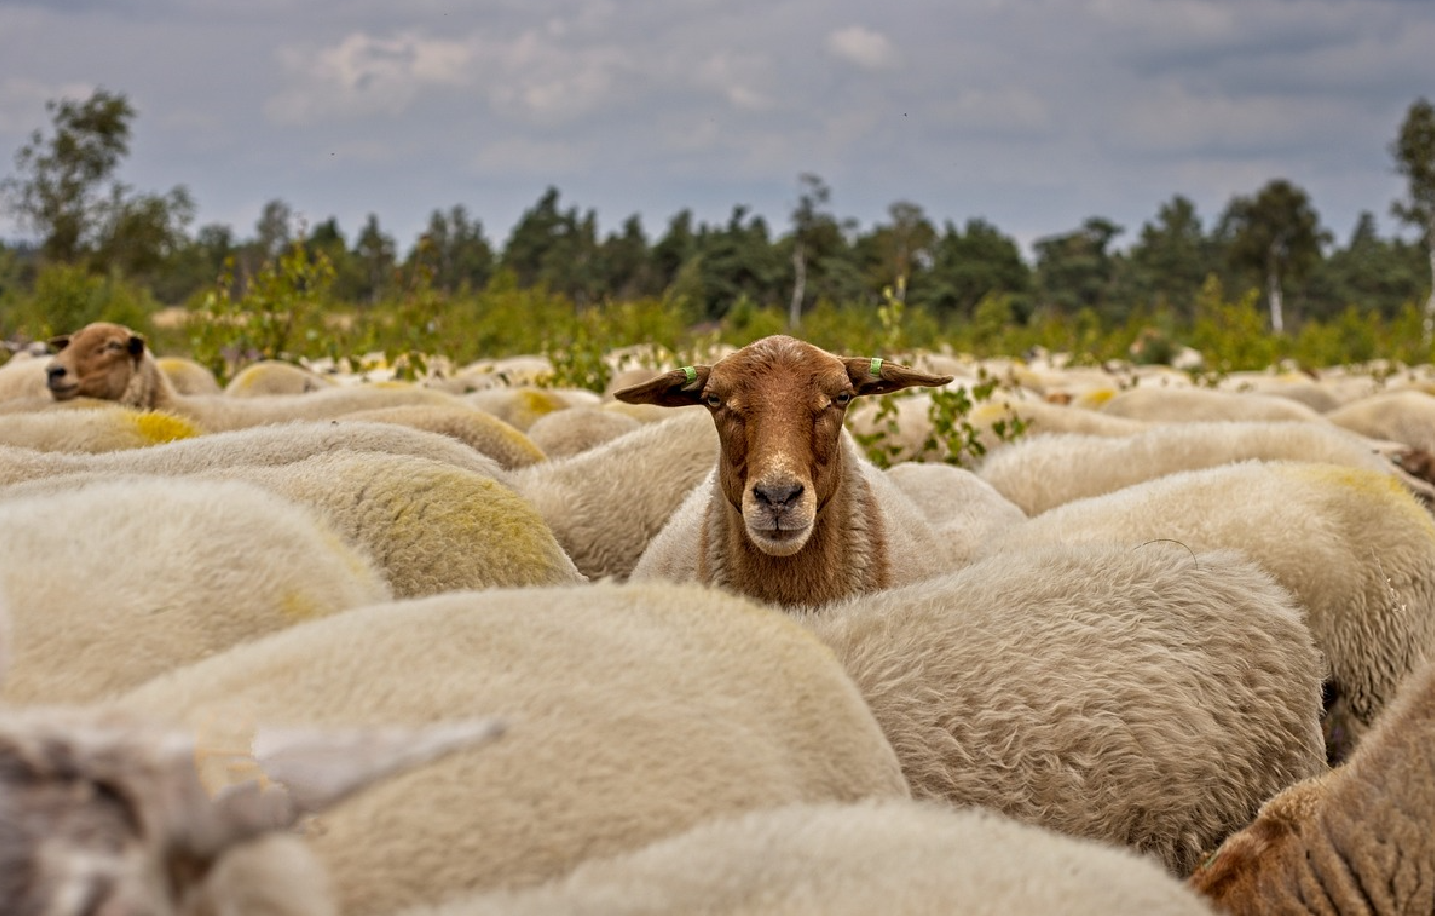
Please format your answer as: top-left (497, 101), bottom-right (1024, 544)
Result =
top-left (977, 421), bottom-right (1411, 515)
top-left (526, 405), bottom-right (642, 458)
top-left (156, 355), bottom-right (222, 394)
top-left (413, 800), bottom-right (1218, 916)
top-left (883, 462), bottom-right (1027, 566)
top-left (983, 461), bottom-right (1435, 763)
top-left (115, 582), bottom-right (911, 915)
top-left (464, 386), bottom-right (602, 431)
top-left (1100, 386), bottom-right (1326, 423)
top-left (0, 451), bottom-right (581, 597)
top-left (0, 406), bottom-right (201, 452)
top-left (510, 408), bottom-right (719, 581)
top-left (0, 476), bottom-right (390, 703)
top-left (1327, 389), bottom-right (1435, 455)
top-left (802, 542), bottom-right (1327, 875)
top-left (619, 335), bottom-right (957, 607)
top-left (45, 322), bottom-right (467, 431)
top-left (1189, 654), bottom-right (1435, 915)
top-left (0, 706), bottom-right (505, 916)
top-left (0, 419), bottom-right (507, 487)
top-left (337, 404), bottom-right (547, 469)
top-left (0, 354), bottom-right (50, 402)
top-left (225, 359), bottom-right (335, 396)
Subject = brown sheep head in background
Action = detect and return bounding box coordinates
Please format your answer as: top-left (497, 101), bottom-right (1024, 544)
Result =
top-left (614, 335), bottom-right (951, 557)
top-left (46, 322), bottom-right (147, 402)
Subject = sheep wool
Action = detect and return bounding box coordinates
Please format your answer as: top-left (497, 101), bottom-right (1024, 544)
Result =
top-left (983, 461), bottom-right (1435, 763)
top-left (1100, 386), bottom-right (1325, 423)
top-left (1327, 389), bottom-right (1435, 454)
top-left (225, 359), bottom-right (335, 396)
top-left (155, 356), bottom-right (221, 394)
top-left (339, 404), bottom-right (546, 469)
top-left (0, 476), bottom-right (390, 703)
top-left (0, 356), bottom-right (50, 403)
top-left (526, 406), bottom-right (642, 459)
top-left (802, 542), bottom-right (1327, 875)
top-left (1190, 655), bottom-right (1435, 915)
top-left (0, 420), bottom-right (507, 487)
top-left (115, 583), bottom-right (910, 915)
top-left (413, 800), bottom-right (1218, 916)
top-left (511, 409), bottom-right (720, 581)
top-left (0, 406), bottom-right (201, 453)
top-left (977, 421), bottom-right (1403, 516)
top-left (883, 462), bottom-right (1027, 567)
top-left (465, 387), bottom-right (601, 431)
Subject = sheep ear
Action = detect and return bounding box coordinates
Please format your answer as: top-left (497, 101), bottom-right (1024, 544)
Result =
top-left (612, 366), bottom-right (712, 407)
top-left (48, 335), bottom-right (71, 353)
top-left (844, 357), bottom-right (953, 396)
top-left (204, 718), bottom-right (508, 844)
top-left (127, 334), bottom-right (146, 357)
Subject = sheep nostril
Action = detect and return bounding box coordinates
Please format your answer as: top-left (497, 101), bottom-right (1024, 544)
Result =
top-left (754, 482), bottom-right (803, 509)
top-left (47, 366), bottom-right (67, 381)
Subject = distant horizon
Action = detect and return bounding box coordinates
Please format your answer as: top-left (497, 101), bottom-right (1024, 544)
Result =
top-left (2, 0), bottom-right (1431, 261)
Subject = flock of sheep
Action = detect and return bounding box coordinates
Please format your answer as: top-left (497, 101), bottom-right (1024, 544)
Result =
top-left (0, 321), bottom-right (1434, 915)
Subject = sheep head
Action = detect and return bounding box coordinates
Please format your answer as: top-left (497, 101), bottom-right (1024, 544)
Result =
top-left (615, 335), bottom-right (951, 556)
top-left (46, 322), bottom-right (147, 402)
top-left (0, 708), bottom-right (506, 916)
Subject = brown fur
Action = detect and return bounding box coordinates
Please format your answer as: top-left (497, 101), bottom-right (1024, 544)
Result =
top-left (47, 322), bottom-right (174, 409)
top-left (1190, 656), bottom-right (1435, 914)
top-left (617, 335), bottom-right (950, 606)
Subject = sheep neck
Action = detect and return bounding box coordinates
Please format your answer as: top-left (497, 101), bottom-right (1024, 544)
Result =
top-left (700, 442), bottom-right (889, 607)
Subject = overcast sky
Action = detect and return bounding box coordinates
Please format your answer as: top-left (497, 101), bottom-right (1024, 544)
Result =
top-left (0, 0), bottom-right (1431, 257)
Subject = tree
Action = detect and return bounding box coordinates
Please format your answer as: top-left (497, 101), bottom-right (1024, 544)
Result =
top-left (859, 201), bottom-right (936, 300)
top-left (353, 213), bottom-right (396, 303)
top-left (1219, 180), bottom-right (1328, 334)
top-left (1, 88), bottom-right (135, 264)
top-left (787, 173), bottom-right (848, 327)
top-left (94, 185), bottom-right (195, 283)
top-left (416, 205), bottom-right (493, 293)
top-left (911, 218), bottom-right (1030, 318)
top-left (1391, 97), bottom-right (1435, 343)
top-left (1033, 217), bottom-right (1124, 318)
top-left (1124, 195), bottom-right (1217, 323)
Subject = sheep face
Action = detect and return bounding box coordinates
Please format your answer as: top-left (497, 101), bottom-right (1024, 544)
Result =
top-left (46, 323), bottom-right (146, 402)
top-left (615, 335), bottom-right (951, 557)
top-left (0, 709), bottom-right (505, 916)
top-left (1186, 777), bottom-right (1324, 911)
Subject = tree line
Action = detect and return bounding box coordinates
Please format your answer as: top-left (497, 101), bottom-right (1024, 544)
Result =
top-left (1, 88), bottom-right (1432, 346)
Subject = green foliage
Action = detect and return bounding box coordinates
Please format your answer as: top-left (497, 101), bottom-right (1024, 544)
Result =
top-left (1188, 276), bottom-right (1282, 372)
top-left (7, 261), bottom-right (156, 338)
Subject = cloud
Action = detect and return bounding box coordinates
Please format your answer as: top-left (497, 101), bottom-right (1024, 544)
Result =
top-left (825, 26), bottom-right (897, 70)
top-left (0, 77), bottom-right (95, 133)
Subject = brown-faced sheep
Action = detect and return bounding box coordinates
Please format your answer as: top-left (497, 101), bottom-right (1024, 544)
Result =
top-left (1190, 655), bottom-right (1435, 915)
top-left (802, 542), bottom-right (1327, 875)
top-left (618, 335), bottom-right (955, 607)
top-left (0, 406), bottom-right (201, 452)
top-left (0, 707), bottom-right (505, 916)
top-left (0, 476), bottom-right (390, 703)
top-left (116, 583), bottom-right (910, 915)
top-left (510, 409), bottom-right (718, 580)
top-left (0, 419), bottom-right (507, 487)
top-left (416, 800), bottom-right (1217, 916)
top-left (983, 461), bottom-right (1435, 763)
top-left (45, 322), bottom-right (464, 430)
top-left (977, 421), bottom-right (1411, 516)
top-left (526, 406), bottom-right (642, 458)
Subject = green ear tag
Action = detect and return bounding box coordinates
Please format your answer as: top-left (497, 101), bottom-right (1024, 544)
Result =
top-left (681, 366), bottom-right (697, 382)
top-left (869, 358), bottom-right (882, 377)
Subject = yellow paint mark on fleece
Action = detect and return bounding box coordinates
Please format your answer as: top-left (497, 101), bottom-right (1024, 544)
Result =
top-left (279, 591), bottom-right (325, 622)
top-left (1074, 388), bottom-right (1116, 409)
top-left (1279, 463), bottom-right (1435, 536)
top-left (132, 410), bottom-right (202, 444)
top-left (968, 401), bottom-right (1021, 427)
top-left (518, 389), bottom-right (566, 419)
top-left (372, 379), bottom-right (419, 389)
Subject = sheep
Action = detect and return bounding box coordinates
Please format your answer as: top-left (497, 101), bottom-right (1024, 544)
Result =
top-left (0, 419), bottom-right (507, 487)
top-left (1327, 389), bottom-right (1435, 457)
top-left (225, 359), bottom-right (336, 396)
top-left (0, 476), bottom-right (390, 703)
top-left (115, 583), bottom-right (911, 915)
top-left (156, 355), bottom-right (222, 394)
top-left (510, 409), bottom-right (719, 581)
top-left (977, 421), bottom-right (1411, 516)
top-left (0, 405), bottom-right (201, 452)
top-left (801, 542), bottom-right (1326, 875)
top-left (1189, 655), bottom-right (1435, 915)
top-left (526, 406), bottom-right (642, 458)
top-left (0, 706), bottom-right (505, 916)
top-left (1100, 386), bottom-right (1326, 423)
top-left (415, 800), bottom-right (1219, 916)
top-left (598, 400), bottom-right (707, 425)
top-left (45, 322), bottom-right (466, 430)
top-left (883, 462), bottom-right (1027, 566)
top-left (338, 404), bottom-right (547, 469)
top-left (618, 336), bottom-right (957, 607)
top-left (0, 452), bottom-right (580, 597)
top-left (465, 386), bottom-right (602, 431)
top-left (983, 461), bottom-right (1435, 763)
top-left (0, 354), bottom-right (50, 402)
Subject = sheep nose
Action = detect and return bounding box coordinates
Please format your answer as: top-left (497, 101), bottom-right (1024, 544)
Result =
top-left (754, 482), bottom-right (803, 509)
top-left (46, 366), bottom-right (67, 381)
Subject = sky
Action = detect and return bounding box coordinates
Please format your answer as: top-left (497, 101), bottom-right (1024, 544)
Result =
top-left (0, 0), bottom-right (1431, 258)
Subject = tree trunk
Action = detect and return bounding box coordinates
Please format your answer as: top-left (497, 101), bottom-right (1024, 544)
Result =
top-left (1425, 215), bottom-right (1435, 348)
top-left (789, 242), bottom-right (806, 329)
top-left (1267, 251), bottom-right (1284, 335)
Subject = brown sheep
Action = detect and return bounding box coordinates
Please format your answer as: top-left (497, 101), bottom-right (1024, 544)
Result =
top-left (617, 335), bottom-right (954, 607)
top-left (1189, 656), bottom-right (1435, 914)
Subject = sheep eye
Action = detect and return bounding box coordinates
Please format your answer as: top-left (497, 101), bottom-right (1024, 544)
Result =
top-left (833, 392), bottom-right (853, 407)
top-left (704, 394), bottom-right (722, 409)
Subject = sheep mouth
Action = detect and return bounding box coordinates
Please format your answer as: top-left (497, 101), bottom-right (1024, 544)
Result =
top-left (744, 518), bottom-right (814, 556)
top-left (47, 382), bottom-right (79, 400)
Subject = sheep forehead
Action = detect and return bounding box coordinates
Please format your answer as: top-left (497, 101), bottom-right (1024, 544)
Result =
top-left (67, 323), bottom-right (132, 357)
top-left (710, 336), bottom-right (847, 402)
